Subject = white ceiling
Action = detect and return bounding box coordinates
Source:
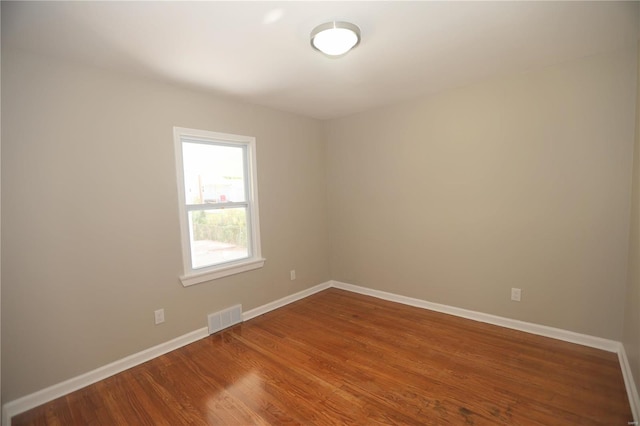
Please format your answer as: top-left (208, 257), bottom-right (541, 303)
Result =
top-left (2, 1), bottom-right (639, 120)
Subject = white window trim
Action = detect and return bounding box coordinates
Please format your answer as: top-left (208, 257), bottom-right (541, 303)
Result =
top-left (174, 127), bottom-right (265, 287)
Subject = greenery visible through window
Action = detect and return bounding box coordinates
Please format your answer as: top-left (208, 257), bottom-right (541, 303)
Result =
top-left (191, 209), bottom-right (247, 246)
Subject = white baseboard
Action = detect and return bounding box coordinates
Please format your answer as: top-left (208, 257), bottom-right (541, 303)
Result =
top-left (331, 280), bottom-right (620, 352)
top-left (619, 344), bottom-right (640, 422)
top-left (242, 281), bottom-right (332, 321)
top-left (3, 279), bottom-right (638, 425)
top-left (2, 327), bottom-right (209, 426)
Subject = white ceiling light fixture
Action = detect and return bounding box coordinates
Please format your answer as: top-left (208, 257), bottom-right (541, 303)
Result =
top-left (310, 21), bottom-right (361, 57)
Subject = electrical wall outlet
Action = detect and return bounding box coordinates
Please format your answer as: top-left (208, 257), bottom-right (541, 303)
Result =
top-left (511, 288), bottom-right (522, 302)
top-left (154, 308), bottom-right (165, 324)
top-left (290, 269), bottom-right (296, 280)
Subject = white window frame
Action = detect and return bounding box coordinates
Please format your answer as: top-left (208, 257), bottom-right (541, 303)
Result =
top-left (174, 127), bottom-right (265, 286)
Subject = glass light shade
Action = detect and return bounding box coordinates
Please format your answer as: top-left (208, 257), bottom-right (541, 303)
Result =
top-left (311, 22), bottom-right (360, 56)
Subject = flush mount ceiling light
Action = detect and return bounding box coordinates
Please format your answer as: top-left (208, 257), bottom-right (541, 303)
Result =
top-left (310, 21), bottom-right (361, 57)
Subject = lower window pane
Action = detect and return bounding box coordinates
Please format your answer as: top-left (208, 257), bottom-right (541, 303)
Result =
top-left (189, 208), bottom-right (249, 269)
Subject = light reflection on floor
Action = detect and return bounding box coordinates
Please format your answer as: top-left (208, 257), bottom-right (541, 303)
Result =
top-left (206, 370), bottom-right (264, 422)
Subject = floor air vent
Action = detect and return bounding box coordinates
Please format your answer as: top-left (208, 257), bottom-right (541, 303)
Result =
top-left (208, 304), bottom-right (243, 334)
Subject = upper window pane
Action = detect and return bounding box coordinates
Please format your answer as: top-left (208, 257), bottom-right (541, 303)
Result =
top-left (182, 141), bottom-right (246, 204)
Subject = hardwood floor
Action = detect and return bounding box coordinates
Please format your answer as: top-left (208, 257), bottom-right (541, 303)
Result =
top-left (13, 288), bottom-right (633, 425)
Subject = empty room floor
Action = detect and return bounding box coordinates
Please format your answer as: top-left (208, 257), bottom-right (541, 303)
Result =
top-left (12, 288), bottom-right (632, 425)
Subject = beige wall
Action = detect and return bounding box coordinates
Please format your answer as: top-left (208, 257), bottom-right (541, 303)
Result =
top-left (2, 43), bottom-right (639, 408)
top-left (623, 41), bottom-right (640, 401)
top-left (326, 47), bottom-right (637, 340)
top-left (1, 50), bottom-right (330, 402)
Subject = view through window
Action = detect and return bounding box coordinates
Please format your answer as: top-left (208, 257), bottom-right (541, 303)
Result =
top-left (182, 142), bottom-right (249, 268)
top-left (174, 128), bottom-right (264, 285)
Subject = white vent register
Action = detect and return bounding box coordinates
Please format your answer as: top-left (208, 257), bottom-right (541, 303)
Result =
top-left (208, 304), bottom-right (243, 334)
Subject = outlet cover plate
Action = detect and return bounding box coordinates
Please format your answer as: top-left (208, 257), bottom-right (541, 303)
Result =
top-left (511, 288), bottom-right (522, 302)
top-left (154, 309), bottom-right (165, 324)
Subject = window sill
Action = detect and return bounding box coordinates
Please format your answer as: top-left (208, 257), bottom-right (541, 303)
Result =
top-left (180, 258), bottom-right (266, 287)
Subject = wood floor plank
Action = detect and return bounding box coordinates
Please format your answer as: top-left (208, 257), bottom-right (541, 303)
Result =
top-left (12, 288), bottom-right (633, 425)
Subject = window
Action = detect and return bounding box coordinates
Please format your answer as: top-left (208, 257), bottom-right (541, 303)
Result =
top-left (174, 127), bottom-right (264, 286)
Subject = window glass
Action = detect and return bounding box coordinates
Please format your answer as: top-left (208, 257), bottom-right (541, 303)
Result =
top-left (182, 142), bottom-right (247, 204)
top-left (188, 208), bottom-right (249, 269)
